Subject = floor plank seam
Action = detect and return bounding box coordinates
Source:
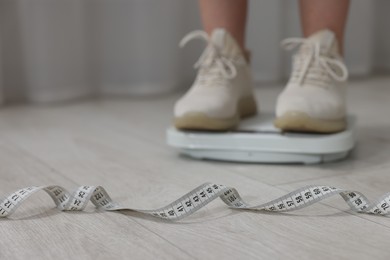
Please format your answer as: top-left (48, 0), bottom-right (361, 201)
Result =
top-left (131, 219), bottom-right (197, 260)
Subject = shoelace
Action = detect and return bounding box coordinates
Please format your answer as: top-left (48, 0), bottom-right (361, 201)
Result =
top-left (281, 37), bottom-right (349, 86)
top-left (179, 30), bottom-right (239, 81)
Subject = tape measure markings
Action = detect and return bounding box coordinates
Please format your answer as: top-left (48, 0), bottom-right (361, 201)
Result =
top-left (1, 183), bottom-right (390, 220)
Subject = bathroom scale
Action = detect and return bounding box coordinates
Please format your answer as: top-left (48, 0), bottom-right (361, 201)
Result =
top-left (166, 113), bottom-right (356, 164)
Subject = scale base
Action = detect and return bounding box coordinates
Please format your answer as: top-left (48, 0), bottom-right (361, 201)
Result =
top-left (167, 114), bottom-right (356, 164)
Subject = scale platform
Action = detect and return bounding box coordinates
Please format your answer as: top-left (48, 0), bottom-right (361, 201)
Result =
top-left (166, 113), bottom-right (357, 164)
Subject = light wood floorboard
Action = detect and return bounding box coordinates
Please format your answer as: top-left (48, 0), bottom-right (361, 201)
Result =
top-left (0, 76), bottom-right (389, 259)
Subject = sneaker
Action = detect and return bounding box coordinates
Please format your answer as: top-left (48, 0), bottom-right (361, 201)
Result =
top-left (274, 29), bottom-right (349, 133)
top-left (174, 28), bottom-right (258, 131)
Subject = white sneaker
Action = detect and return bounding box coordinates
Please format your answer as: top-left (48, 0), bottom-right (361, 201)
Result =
top-left (174, 29), bottom-right (258, 131)
top-left (275, 29), bottom-right (349, 133)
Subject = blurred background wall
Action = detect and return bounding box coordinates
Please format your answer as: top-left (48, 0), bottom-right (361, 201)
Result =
top-left (0, 0), bottom-right (389, 103)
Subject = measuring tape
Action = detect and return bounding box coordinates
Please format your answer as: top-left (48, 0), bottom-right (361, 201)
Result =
top-left (1, 183), bottom-right (390, 219)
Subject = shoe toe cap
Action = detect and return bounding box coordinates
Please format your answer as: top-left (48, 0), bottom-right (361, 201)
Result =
top-left (276, 90), bottom-right (345, 119)
top-left (174, 94), bottom-right (236, 118)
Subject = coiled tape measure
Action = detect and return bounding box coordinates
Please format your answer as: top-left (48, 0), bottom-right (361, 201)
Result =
top-left (1, 183), bottom-right (390, 219)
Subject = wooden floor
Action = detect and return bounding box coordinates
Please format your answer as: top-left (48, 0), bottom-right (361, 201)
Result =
top-left (0, 76), bottom-right (389, 259)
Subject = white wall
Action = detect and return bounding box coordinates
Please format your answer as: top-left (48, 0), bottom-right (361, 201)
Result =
top-left (0, 0), bottom-right (389, 103)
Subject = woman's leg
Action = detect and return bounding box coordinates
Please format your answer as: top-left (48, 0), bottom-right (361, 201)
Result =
top-left (174, 0), bottom-right (256, 131)
top-left (199, 0), bottom-right (248, 50)
top-left (275, 0), bottom-right (351, 133)
top-left (299, 0), bottom-right (350, 54)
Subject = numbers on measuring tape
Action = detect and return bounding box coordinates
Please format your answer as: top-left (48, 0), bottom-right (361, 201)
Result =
top-left (0, 183), bottom-right (390, 220)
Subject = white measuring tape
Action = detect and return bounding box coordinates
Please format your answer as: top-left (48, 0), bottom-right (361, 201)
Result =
top-left (1, 183), bottom-right (390, 219)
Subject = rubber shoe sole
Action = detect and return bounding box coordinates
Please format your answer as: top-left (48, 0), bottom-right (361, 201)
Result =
top-left (274, 111), bottom-right (346, 133)
top-left (174, 96), bottom-right (258, 131)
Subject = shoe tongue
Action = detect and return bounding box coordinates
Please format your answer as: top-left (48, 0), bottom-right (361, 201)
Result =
top-left (306, 29), bottom-right (339, 55)
top-left (210, 28), bottom-right (242, 58)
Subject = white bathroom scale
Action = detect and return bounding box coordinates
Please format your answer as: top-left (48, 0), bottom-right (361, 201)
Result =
top-left (166, 113), bottom-right (357, 164)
